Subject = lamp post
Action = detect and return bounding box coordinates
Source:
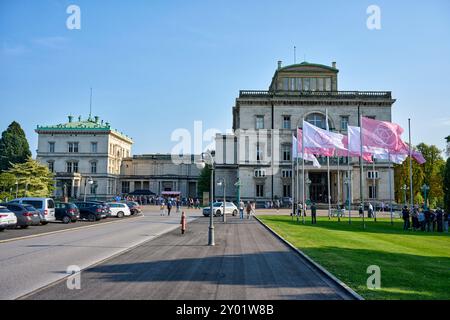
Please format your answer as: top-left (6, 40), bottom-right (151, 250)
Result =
top-left (304, 178), bottom-right (311, 224)
top-left (84, 177), bottom-right (94, 202)
top-left (217, 178), bottom-right (226, 223)
top-left (197, 152), bottom-right (215, 246)
top-left (421, 184), bottom-right (430, 211)
top-left (344, 176), bottom-right (351, 224)
top-left (15, 180), bottom-right (18, 199)
top-left (401, 184), bottom-right (409, 208)
top-left (24, 182), bottom-right (29, 197)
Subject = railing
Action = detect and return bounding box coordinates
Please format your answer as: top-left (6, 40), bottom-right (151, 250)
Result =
top-left (239, 90), bottom-right (392, 99)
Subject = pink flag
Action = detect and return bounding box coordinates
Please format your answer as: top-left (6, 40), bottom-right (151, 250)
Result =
top-left (341, 132), bottom-right (373, 162)
top-left (296, 129), bottom-right (322, 168)
top-left (361, 117), bottom-right (405, 152)
top-left (303, 121), bottom-right (345, 154)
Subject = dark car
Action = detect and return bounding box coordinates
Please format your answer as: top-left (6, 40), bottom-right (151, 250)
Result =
top-left (125, 201), bottom-right (142, 215)
top-left (55, 202), bottom-right (80, 224)
top-left (1, 203), bottom-right (41, 228)
top-left (73, 202), bottom-right (106, 221)
top-left (87, 201), bottom-right (110, 218)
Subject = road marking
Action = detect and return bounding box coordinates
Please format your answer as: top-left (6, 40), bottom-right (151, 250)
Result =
top-left (0, 215), bottom-right (145, 244)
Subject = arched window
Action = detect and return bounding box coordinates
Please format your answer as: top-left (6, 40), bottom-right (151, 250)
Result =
top-left (305, 113), bottom-right (332, 130)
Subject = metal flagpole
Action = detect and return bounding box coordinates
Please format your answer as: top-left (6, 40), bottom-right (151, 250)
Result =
top-left (337, 151), bottom-right (341, 222)
top-left (347, 148), bottom-right (352, 224)
top-left (301, 117), bottom-right (306, 225)
top-left (388, 153), bottom-right (394, 225)
top-left (408, 118), bottom-right (413, 211)
top-left (359, 109), bottom-right (366, 229)
top-left (292, 135), bottom-right (295, 220)
top-left (372, 156), bottom-right (377, 222)
top-left (296, 142), bottom-right (300, 223)
top-left (326, 109), bottom-right (332, 220)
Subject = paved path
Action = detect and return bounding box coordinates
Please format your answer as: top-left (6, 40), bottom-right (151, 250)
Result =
top-left (25, 216), bottom-right (354, 300)
top-left (0, 209), bottom-right (199, 300)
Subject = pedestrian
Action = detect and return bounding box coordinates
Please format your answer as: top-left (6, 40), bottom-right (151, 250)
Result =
top-left (430, 210), bottom-right (436, 232)
top-left (436, 208), bottom-right (443, 233)
top-left (418, 209), bottom-right (426, 231)
top-left (424, 209), bottom-right (432, 232)
top-left (160, 202), bottom-right (165, 216)
top-left (411, 206), bottom-right (419, 231)
top-left (167, 201), bottom-right (172, 216)
top-left (176, 199), bottom-right (180, 213)
top-left (311, 202), bottom-right (317, 224)
top-left (246, 201), bottom-right (252, 219)
top-left (239, 200), bottom-right (244, 220)
top-left (180, 211), bottom-right (187, 235)
top-left (402, 206), bottom-right (410, 231)
top-left (443, 209), bottom-right (449, 233)
top-left (359, 204), bottom-right (364, 218)
top-left (368, 203), bottom-right (374, 218)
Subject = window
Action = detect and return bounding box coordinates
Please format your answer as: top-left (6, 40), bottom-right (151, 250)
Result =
top-left (256, 116), bottom-right (264, 129)
top-left (283, 78), bottom-right (289, 90)
top-left (340, 116), bottom-right (349, 131)
top-left (367, 171), bottom-right (379, 179)
top-left (317, 78), bottom-right (324, 91)
top-left (303, 78), bottom-right (310, 91)
top-left (48, 142), bottom-right (55, 153)
top-left (66, 161), bottom-right (78, 173)
top-left (256, 184), bottom-right (264, 197)
top-left (91, 161), bottom-right (97, 174)
top-left (289, 78), bottom-right (296, 91)
top-left (282, 169), bottom-right (292, 178)
top-left (256, 143), bottom-right (264, 161)
top-left (282, 145), bottom-right (291, 161)
top-left (283, 184), bottom-right (292, 197)
top-left (90, 183), bottom-right (97, 194)
top-left (310, 78), bottom-right (317, 91)
top-left (325, 78), bottom-right (332, 91)
top-left (122, 181), bottom-right (130, 194)
top-left (369, 185), bottom-right (377, 199)
top-left (48, 161), bottom-right (54, 173)
top-left (68, 142), bottom-right (79, 153)
top-left (306, 113), bottom-right (327, 129)
top-left (254, 169), bottom-right (266, 177)
top-left (91, 142), bottom-right (98, 153)
top-left (295, 78), bottom-right (302, 91)
top-left (283, 116), bottom-right (291, 129)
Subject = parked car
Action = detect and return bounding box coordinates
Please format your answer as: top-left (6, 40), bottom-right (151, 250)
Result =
top-left (202, 202), bottom-right (238, 217)
top-left (55, 202), bottom-right (80, 224)
top-left (107, 202), bottom-right (131, 218)
top-left (87, 201), bottom-right (111, 218)
top-left (73, 202), bottom-right (106, 221)
top-left (9, 198), bottom-right (56, 224)
top-left (0, 206), bottom-right (17, 231)
top-left (125, 201), bottom-right (141, 215)
top-left (0, 203), bottom-right (41, 228)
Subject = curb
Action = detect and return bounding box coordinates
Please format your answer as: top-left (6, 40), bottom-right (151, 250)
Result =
top-left (0, 215), bottom-right (145, 244)
top-left (254, 215), bottom-right (364, 301)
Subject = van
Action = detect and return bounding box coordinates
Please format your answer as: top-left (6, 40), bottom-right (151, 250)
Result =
top-left (10, 198), bottom-right (56, 224)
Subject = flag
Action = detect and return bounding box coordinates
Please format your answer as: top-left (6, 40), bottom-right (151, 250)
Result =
top-left (361, 117), bottom-right (405, 152)
top-left (303, 121), bottom-right (345, 153)
top-left (296, 130), bottom-right (321, 168)
top-left (292, 135), bottom-right (298, 157)
top-left (341, 131), bottom-right (374, 162)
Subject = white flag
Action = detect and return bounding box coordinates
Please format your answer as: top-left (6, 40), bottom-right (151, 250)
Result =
top-left (303, 121), bottom-right (346, 151)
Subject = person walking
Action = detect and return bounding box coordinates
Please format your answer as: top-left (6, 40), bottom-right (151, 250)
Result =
top-left (167, 200), bottom-right (172, 216)
top-left (311, 202), bottom-right (317, 225)
top-left (402, 206), bottom-right (410, 231)
top-left (368, 203), bottom-right (374, 219)
top-left (246, 201), bottom-right (252, 220)
top-left (160, 202), bottom-right (165, 216)
top-left (180, 212), bottom-right (187, 235)
top-left (359, 204), bottom-right (364, 218)
top-left (239, 200), bottom-right (244, 220)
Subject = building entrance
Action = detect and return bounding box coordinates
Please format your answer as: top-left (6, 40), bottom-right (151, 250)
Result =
top-left (309, 172), bottom-right (328, 203)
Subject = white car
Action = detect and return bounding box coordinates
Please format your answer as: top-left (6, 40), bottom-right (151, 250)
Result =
top-left (0, 206), bottom-right (18, 231)
top-left (107, 202), bottom-right (131, 218)
top-left (203, 202), bottom-right (238, 217)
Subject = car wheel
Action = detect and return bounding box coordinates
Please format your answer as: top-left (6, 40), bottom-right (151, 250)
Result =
top-left (41, 221), bottom-right (48, 225)
top-left (62, 216), bottom-right (71, 224)
top-left (0, 228), bottom-right (4, 232)
top-left (88, 214), bottom-right (96, 222)
top-left (20, 225), bottom-right (29, 229)
top-left (117, 212), bottom-right (124, 218)
top-left (233, 210), bottom-right (238, 216)
top-left (215, 210), bottom-right (221, 217)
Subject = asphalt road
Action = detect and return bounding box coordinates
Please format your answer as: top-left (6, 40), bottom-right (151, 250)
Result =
top-left (0, 208), bottom-right (200, 300)
top-left (25, 216), bottom-right (354, 300)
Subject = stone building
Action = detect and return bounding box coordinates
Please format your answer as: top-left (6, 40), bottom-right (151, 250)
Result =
top-left (36, 115), bottom-right (133, 200)
top-left (214, 61), bottom-right (396, 206)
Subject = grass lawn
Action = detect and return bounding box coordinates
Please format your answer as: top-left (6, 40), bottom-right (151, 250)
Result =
top-left (258, 215), bottom-right (450, 300)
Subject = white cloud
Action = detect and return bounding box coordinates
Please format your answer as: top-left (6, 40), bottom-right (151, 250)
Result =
top-left (32, 36), bottom-right (68, 49)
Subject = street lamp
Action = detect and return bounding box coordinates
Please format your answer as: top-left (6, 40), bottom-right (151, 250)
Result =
top-left (217, 178), bottom-right (227, 223)
top-left (197, 152), bottom-right (215, 246)
top-left (421, 184), bottom-right (430, 210)
top-left (344, 177), bottom-right (352, 224)
top-left (401, 184), bottom-right (409, 208)
top-left (304, 178), bottom-right (311, 224)
top-left (84, 177), bottom-right (94, 202)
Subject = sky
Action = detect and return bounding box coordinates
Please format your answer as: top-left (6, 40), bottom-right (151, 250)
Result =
top-left (1, 0), bottom-right (449, 156)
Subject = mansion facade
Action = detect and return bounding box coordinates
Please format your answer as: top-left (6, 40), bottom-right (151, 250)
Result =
top-left (213, 61), bottom-right (396, 206)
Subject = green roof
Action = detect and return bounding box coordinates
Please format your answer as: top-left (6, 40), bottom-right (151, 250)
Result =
top-left (36, 116), bottom-right (133, 142)
top-left (278, 61), bottom-right (338, 73)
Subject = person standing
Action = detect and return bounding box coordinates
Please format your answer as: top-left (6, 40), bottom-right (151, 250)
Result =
top-left (246, 201), bottom-right (252, 219)
top-left (359, 204), bottom-right (364, 218)
top-left (311, 202), bottom-right (317, 225)
top-left (160, 201), bottom-right (165, 216)
top-left (418, 209), bottom-right (426, 231)
top-left (180, 212), bottom-right (187, 235)
top-left (239, 200), bottom-right (244, 220)
top-left (436, 208), bottom-right (443, 233)
top-left (167, 200), bottom-right (172, 216)
top-left (368, 203), bottom-right (374, 219)
top-left (443, 209), bottom-right (449, 233)
top-left (402, 206), bottom-right (410, 231)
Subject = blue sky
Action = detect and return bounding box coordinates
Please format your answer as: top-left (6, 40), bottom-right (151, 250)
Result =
top-left (1, 0), bottom-right (449, 156)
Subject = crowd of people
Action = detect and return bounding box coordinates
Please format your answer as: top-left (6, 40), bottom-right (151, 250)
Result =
top-left (401, 205), bottom-right (448, 233)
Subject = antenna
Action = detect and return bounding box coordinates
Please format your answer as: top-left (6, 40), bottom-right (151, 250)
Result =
top-left (89, 87), bottom-right (93, 120)
top-left (294, 46), bottom-right (296, 64)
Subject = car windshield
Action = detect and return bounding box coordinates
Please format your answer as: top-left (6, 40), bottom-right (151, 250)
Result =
top-left (213, 202), bottom-right (223, 207)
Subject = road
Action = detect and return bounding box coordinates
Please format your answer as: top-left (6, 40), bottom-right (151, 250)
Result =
top-left (24, 216), bottom-right (355, 300)
top-left (0, 207), bottom-right (200, 300)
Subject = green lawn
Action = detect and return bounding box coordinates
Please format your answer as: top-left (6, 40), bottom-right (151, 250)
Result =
top-left (258, 215), bottom-right (450, 300)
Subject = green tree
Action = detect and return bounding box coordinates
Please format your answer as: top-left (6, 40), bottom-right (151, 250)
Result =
top-left (6, 158), bottom-right (54, 198)
top-left (417, 143), bottom-right (445, 207)
top-left (0, 121), bottom-right (31, 172)
top-left (197, 164), bottom-right (211, 201)
top-left (444, 158), bottom-right (450, 212)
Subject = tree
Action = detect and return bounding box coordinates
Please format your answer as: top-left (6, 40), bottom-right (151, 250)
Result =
top-left (5, 158), bottom-right (54, 198)
top-left (0, 121), bottom-right (31, 172)
top-left (197, 164), bottom-right (212, 200)
top-left (444, 158), bottom-right (450, 212)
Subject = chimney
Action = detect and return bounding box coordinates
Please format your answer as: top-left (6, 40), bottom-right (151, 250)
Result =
top-left (94, 116), bottom-right (99, 123)
top-left (332, 61), bottom-right (337, 69)
top-left (68, 115), bottom-right (73, 123)
top-left (277, 61), bottom-right (282, 70)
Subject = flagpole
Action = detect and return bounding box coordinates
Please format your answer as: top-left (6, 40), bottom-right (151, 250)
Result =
top-left (359, 109), bottom-right (366, 229)
top-left (302, 118), bottom-right (306, 225)
top-left (292, 136), bottom-right (295, 220)
top-left (347, 147), bottom-right (352, 224)
top-left (388, 152), bottom-right (393, 226)
top-left (337, 152), bottom-right (341, 222)
top-left (326, 109), bottom-right (331, 220)
top-left (372, 156), bottom-right (377, 222)
top-left (408, 118), bottom-right (413, 211)
top-left (296, 145), bottom-right (300, 223)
